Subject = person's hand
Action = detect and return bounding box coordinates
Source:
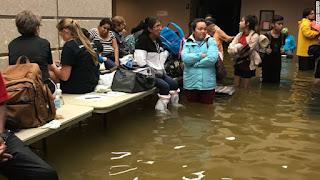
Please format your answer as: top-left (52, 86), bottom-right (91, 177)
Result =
top-left (115, 61), bottom-right (120, 67)
top-left (202, 54), bottom-right (207, 58)
top-left (0, 137), bottom-right (12, 162)
top-left (266, 48), bottom-right (272, 55)
top-left (280, 48), bottom-right (285, 54)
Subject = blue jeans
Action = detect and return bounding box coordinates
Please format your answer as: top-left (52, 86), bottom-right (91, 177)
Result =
top-left (0, 131), bottom-right (58, 180)
top-left (155, 75), bottom-right (179, 95)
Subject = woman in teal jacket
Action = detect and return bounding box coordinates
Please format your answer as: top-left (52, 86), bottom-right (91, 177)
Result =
top-left (181, 18), bottom-right (219, 104)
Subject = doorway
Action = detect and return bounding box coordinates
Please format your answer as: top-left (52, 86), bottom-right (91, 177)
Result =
top-left (191, 0), bottom-right (242, 36)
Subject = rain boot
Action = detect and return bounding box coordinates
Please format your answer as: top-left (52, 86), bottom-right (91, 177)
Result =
top-left (155, 94), bottom-right (170, 111)
top-left (169, 88), bottom-right (182, 107)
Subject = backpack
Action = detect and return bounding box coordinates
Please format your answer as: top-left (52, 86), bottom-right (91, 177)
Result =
top-left (125, 29), bottom-right (143, 53)
top-left (160, 22), bottom-right (185, 58)
top-left (3, 56), bottom-right (56, 128)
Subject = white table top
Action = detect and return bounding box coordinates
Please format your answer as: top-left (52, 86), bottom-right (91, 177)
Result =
top-left (62, 88), bottom-right (157, 114)
top-left (15, 104), bottom-right (94, 145)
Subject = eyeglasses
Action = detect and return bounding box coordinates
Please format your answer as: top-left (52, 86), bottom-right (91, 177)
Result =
top-left (153, 24), bottom-right (162, 29)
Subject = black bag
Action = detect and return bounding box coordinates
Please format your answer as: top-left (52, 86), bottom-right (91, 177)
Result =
top-left (164, 58), bottom-right (184, 78)
top-left (111, 65), bottom-right (156, 93)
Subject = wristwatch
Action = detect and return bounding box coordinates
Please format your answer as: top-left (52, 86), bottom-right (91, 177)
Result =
top-left (0, 133), bottom-right (7, 144)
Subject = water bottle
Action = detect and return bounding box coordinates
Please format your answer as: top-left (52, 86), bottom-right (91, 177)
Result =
top-left (54, 95), bottom-right (61, 109)
top-left (56, 83), bottom-right (62, 98)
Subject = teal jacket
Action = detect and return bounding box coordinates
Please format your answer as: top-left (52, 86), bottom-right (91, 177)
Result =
top-left (181, 35), bottom-right (219, 90)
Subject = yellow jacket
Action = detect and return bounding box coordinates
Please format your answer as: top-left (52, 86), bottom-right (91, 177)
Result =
top-left (297, 18), bottom-right (319, 57)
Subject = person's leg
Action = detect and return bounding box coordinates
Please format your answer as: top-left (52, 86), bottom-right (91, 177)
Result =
top-left (242, 70), bottom-right (255, 88)
top-left (49, 70), bottom-right (59, 83)
top-left (162, 75), bottom-right (179, 91)
top-left (199, 89), bottom-right (215, 104)
top-left (104, 59), bottom-right (117, 72)
top-left (234, 76), bottom-right (241, 88)
top-left (162, 75), bottom-right (181, 105)
top-left (0, 132), bottom-right (58, 180)
top-left (155, 77), bottom-right (170, 111)
top-left (314, 59), bottom-right (320, 84)
top-left (242, 78), bottom-right (251, 88)
top-left (44, 79), bottom-right (56, 94)
top-left (233, 68), bottom-right (242, 88)
top-left (185, 90), bottom-right (199, 103)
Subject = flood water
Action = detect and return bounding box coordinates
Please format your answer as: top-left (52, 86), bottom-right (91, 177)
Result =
top-left (32, 56), bottom-right (320, 180)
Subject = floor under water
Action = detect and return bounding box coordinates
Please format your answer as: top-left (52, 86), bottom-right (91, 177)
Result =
top-left (29, 57), bottom-right (320, 180)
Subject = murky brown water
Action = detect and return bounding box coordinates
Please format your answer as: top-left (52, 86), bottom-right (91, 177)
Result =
top-left (29, 56), bottom-right (320, 180)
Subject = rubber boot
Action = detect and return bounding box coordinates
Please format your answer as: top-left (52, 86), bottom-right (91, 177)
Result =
top-left (169, 88), bottom-right (182, 107)
top-left (155, 94), bottom-right (170, 112)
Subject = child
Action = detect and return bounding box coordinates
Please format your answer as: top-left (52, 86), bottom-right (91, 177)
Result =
top-left (282, 27), bottom-right (296, 59)
top-left (262, 15), bottom-right (285, 83)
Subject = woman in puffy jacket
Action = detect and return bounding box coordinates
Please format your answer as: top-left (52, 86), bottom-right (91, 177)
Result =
top-left (228, 15), bottom-right (261, 88)
top-left (181, 18), bottom-right (219, 104)
top-left (134, 17), bottom-right (180, 112)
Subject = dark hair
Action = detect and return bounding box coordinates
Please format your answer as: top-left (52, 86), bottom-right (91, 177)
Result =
top-left (244, 15), bottom-right (260, 34)
top-left (131, 17), bottom-right (158, 35)
top-left (93, 40), bottom-right (103, 54)
top-left (303, 8), bottom-right (314, 18)
top-left (205, 18), bottom-right (216, 26)
top-left (143, 17), bottom-right (158, 34)
top-left (81, 28), bottom-right (90, 39)
top-left (131, 20), bottom-right (145, 34)
top-left (99, 18), bottom-right (112, 27)
top-left (205, 14), bottom-right (213, 19)
top-left (190, 18), bottom-right (206, 31)
top-left (272, 15), bottom-right (284, 23)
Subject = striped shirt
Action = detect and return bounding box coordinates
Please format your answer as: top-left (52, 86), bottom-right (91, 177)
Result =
top-left (89, 28), bottom-right (115, 56)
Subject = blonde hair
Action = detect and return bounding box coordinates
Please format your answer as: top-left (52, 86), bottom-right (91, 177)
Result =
top-left (15, 10), bottom-right (42, 35)
top-left (112, 16), bottom-right (125, 28)
top-left (56, 18), bottom-right (99, 65)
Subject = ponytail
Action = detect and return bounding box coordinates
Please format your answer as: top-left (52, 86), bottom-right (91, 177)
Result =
top-left (57, 18), bottom-right (99, 66)
top-left (244, 15), bottom-right (260, 35)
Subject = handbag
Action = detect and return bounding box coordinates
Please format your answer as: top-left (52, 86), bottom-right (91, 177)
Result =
top-left (215, 55), bottom-right (227, 81)
top-left (206, 41), bottom-right (227, 81)
top-left (111, 65), bottom-right (156, 93)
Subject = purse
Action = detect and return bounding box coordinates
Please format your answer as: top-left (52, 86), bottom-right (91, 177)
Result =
top-left (206, 41), bottom-right (227, 81)
top-left (215, 55), bottom-right (227, 81)
top-left (111, 65), bottom-right (156, 93)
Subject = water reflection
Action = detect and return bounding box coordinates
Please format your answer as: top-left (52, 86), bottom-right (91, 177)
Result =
top-left (31, 57), bottom-right (320, 180)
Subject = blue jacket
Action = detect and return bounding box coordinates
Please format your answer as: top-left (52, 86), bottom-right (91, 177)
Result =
top-left (181, 35), bottom-right (218, 90)
top-left (283, 35), bottom-right (296, 51)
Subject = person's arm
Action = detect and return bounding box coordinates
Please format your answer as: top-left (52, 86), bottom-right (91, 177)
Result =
top-left (227, 33), bottom-right (241, 57)
top-left (0, 74), bottom-right (13, 162)
top-left (193, 38), bottom-right (219, 67)
top-left (301, 22), bottom-right (320, 39)
top-left (112, 39), bottom-right (119, 66)
top-left (0, 103), bottom-right (5, 134)
top-left (181, 43), bottom-right (203, 66)
top-left (134, 36), bottom-right (148, 67)
top-left (217, 29), bottom-right (233, 43)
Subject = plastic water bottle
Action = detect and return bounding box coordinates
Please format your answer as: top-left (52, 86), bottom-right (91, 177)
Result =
top-left (54, 95), bottom-right (60, 109)
top-left (56, 83), bottom-right (62, 98)
top-left (56, 83), bottom-right (63, 105)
